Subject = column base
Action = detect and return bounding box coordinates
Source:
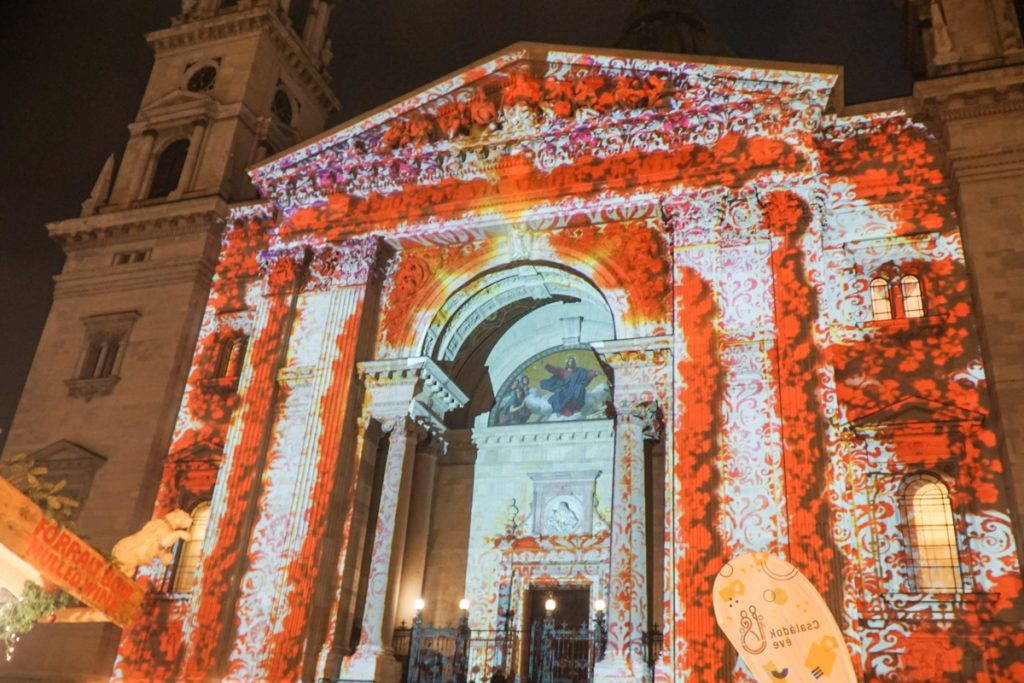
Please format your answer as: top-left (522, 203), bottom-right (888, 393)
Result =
top-left (337, 646), bottom-right (402, 683)
top-left (593, 655), bottom-right (644, 683)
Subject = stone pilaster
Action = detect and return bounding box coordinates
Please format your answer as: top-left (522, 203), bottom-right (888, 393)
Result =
top-left (182, 244), bottom-right (309, 679)
top-left (225, 237), bottom-right (383, 680)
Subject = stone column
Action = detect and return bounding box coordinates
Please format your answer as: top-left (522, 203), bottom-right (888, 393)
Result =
top-left (170, 119), bottom-right (207, 199)
top-left (340, 417), bottom-right (424, 683)
top-left (128, 128), bottom-right (158, 201)
top-left (317, 417), bottom-right (384, 676)
top-left (592, 338), bottom-right (670, 683)
top-left (396, 440), bottom-right (440, 625)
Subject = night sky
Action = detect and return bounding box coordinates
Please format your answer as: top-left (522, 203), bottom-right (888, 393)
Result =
top-left (0, 1), bottom-right (912, 447)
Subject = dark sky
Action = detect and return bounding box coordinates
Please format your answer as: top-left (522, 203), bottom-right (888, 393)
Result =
top-left (0, 1), bottom-right (912, 448)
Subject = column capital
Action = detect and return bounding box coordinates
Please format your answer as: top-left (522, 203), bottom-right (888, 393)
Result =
top-left (257, 246), bottom-right (309, 296)
top-left (304, 236), bottom-right (384, 292)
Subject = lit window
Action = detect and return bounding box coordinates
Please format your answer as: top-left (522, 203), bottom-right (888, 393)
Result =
top-left (904, 475), bottom-right (961, 591)
top-left (870, 278), bottom-right (893, 321)
top-left (901, 275), bottom-right (925, 318)
top-left (214, 335), bottom-right (248, 378)
top-left (173, 502), bottom-right (212, 593)
top-left (148, 139), bottom-right (190, 199)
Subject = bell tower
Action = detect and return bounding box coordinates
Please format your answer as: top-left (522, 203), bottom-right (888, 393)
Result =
top-left (904, 0), bottom-right (1024, 77)
top-left (0, 2), bottom-right (338, 680)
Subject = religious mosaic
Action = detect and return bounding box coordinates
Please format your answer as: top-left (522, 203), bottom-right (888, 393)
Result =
top-left (491, 347), bottom-right (610, 426)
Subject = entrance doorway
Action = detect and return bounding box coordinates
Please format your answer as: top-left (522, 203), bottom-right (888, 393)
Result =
top-left (524, 586), bottom-right (592, 683)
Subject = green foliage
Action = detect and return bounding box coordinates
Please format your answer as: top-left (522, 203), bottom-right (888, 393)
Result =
top-left (0, 453), bottom-right (78, 526)
top-left (0, 454), bottom-right (79, 658)
top-left (1, 582), bottom-right (73, 661)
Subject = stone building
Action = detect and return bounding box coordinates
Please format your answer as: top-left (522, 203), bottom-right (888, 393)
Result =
top-left (3, 0), bottom-right (1024, 681)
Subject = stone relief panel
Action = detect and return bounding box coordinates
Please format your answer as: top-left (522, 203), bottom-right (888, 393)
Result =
top-left (528, 470), bottom-right (601, 536)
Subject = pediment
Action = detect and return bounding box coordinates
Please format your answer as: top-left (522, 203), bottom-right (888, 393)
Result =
top-left (139, 88), bottom-right (215, 116)
top-left (168, 440), bottom-right (223, 464)
top-left (30, 439), bottom-right (106, 471)
top-left (251, 43), bottom-right (840, 211)
top-left (847, 395), bottom-right (986, 429)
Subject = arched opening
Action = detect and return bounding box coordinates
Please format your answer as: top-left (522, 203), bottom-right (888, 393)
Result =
top-left (148, 139), bottom-right (190, 199)
top-left (902, 474), bottom-right (961, 591)
top-left (374, 262), bottom-right (662, 680)
top-left (172, 501), bottom-right (212, 593)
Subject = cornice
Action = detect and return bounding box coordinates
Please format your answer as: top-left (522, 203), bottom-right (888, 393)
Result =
top-left (47, 197), bottom-right (228, 250)
top-left (472, 418), bottom-right (615, 447)
top-left (53, 257), bottom-right (218, 299)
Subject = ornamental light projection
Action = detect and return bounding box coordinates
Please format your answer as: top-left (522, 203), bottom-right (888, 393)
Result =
top-left (112, 46), bottom-right (1023, 682)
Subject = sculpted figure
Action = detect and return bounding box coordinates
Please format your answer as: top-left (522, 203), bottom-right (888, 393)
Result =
top-left (111, 509), bottom-right (193, 576)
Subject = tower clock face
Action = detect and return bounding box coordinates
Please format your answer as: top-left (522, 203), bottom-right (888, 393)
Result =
top-left (272, 89), bottom-right (294, 125)
top-left (187, 66), bottom-right (217, 92)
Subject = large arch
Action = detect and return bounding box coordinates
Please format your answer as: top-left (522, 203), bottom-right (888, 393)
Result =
top-left (420, 262), bottom-right (616, 363)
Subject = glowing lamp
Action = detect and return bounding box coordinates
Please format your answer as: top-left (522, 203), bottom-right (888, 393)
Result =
top-left (594, 598), bottom-right (606, 613)
top-left (459, 598), bottom-right (470, 611)
top-left (544, 597), bottom-right (557, 612)
top-left (413, 598), bottom-right (425, 612)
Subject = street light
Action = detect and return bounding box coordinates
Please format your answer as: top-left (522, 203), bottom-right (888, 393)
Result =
top-left (544, 596), bottom-right (556, 612)
top-left (413, 598), bottom-right (425, 612)
top-left (459, 598), bottom-right (470, 611)
top-left (594, 598), bottom-right (606, 613)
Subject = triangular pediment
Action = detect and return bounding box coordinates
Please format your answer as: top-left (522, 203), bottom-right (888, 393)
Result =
top-left (251, 42), bottom-right (840, 209)
top-left (139, 88), bottom-right (217, 117)
top-left (29, 439), bottom-right (106, 470)
top-left (168, 440), bottom-right (223, 464)
top-left (847, 396), bottom-right (987, 429)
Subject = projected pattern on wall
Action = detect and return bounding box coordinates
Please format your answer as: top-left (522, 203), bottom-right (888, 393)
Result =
top-left (112, 46), bottom-right (1023, 682)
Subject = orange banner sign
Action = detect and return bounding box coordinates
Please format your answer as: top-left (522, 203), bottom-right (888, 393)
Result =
top-left (713, 552), bottom-right (857, 682)
top-left (0, 477), bottom-right (143, 628)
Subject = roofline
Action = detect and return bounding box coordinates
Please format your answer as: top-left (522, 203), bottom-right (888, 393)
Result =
top-left (251, 41), bottom-right (844, 175)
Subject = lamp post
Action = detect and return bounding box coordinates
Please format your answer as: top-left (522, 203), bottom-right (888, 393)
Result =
top-left (455, 598), bottom-right (470, 683)
top-left (642, 623), bottom-right (664, 677)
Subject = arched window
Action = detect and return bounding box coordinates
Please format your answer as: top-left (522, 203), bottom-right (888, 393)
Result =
top-left (903, 475), bottom-right (961, 591)
top-left (870, 277), bottom-right (894, 321)
top-left (148, 139), bottom-right (190, 199)
top-left (172, 502), bottom-right (212, 593)
top-left (214, 335), bottom-right (248, 378)
top-left (901, 275), bottom-right (925, 318)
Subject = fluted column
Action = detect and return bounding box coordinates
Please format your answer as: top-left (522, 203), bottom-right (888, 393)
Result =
top-left (593, 338), bottom-right (670, 683)
top-left (317, 417), bottom-right (384, 675)
top-left (341, 417), bottom-right (424, 683)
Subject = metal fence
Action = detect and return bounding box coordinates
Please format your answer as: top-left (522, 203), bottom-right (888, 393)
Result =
top-left (392, 618), bottom-right (595, 683)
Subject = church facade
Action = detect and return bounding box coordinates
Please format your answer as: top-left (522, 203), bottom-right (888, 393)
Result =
top-left (110, 41), bottom-right (1023, 683)
top-left (4, 2), bottom-right (1024, 682)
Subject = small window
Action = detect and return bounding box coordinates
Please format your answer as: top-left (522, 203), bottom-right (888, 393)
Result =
top-left (903, 475), bottom-right (962, 591)
top-left (172, 502), bottom-right (212, 593)
top-left (148, 139), bottom-right (190, 199)
top-left (186, 65), bottom-right (217, 92)
top-left (870, 277), bottom-right (893, 321)
top-left (901, 275), bottom-right (925, 318)
top-left (271, 89), bottom-right (293, 125)
top-left (112, 250), bottom-right (150, 265)
top-left (80, 338), bottom-right (121, 379)
top-left (214, 336), bottom-right (248, 378)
